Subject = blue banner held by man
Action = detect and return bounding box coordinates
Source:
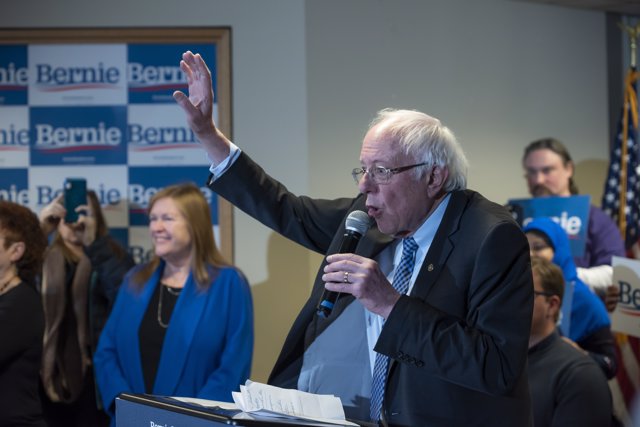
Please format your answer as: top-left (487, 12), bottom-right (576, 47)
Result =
top-left (507, 194), bottom-right (591, 258)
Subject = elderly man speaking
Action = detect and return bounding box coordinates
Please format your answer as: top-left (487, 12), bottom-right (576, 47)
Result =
top-left (174, 51), bottom-right (533, 427)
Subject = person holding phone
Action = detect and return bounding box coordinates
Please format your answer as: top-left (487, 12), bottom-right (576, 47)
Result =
top-left (38, 188), bottom-right (135, 427)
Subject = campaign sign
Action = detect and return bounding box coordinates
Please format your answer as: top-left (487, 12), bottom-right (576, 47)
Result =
top-left (28, 165), bottom-right (128, 228)
top-left (0, 106), bottom-right (30, 167)
top-left (127, 43), bottom-right (215, 104)
top-left (30, 106), bottom-right (127, 165)
top-left (128, 104), bottom-right (207, 166)
top-left (0, 45), bottom-right (28, 105)
top-left (128, 166), bottom-right (216, 227)
top-left (128, 226), bottom-right (154, 265)
top-left (127, 44), bottom-right (217, 104)
top-left (28, 44), bottom-right (127, 106)
top-left (611, 256), bottom-right (640, 338)
top-left (508, 195), bottom-right (590, 258)
top-left (0, 169), bottom-right (29, 205)
top-left (558, 280), bottom-right (574, 338)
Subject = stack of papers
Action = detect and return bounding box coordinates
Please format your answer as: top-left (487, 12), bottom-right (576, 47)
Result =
top-left (174, 380), bottom-right (359, 426)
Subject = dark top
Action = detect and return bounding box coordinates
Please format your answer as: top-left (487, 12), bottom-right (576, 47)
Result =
top-left (574, 205), bottom-right (625, 268)
top-left (40, 235), bottom-right (134, 427)
top-left (139, 282), bottom-right (181, 393)
top-left (529, 331), bottom-right (613, 427)
top-left (84, 236), bottom-right (136, 354)
top-left (578, 325), bottom-right (617, 379)
top-left (0, 283), bottom-right (46, 427)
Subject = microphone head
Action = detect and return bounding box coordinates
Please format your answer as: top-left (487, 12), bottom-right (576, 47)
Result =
top-left (345, 210), bottom-right (372, 236)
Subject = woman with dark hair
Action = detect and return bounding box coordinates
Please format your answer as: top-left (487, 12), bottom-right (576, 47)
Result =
top-left (94, 183), bottom-right (253, 426)
top-left (38, 191), bottom-right (135, 427)
top-left (0, 201), bottom-right (48, 426)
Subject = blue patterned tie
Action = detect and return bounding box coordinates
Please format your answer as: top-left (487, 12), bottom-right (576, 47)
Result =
top-left (369, 237), bottom-right (419, 422)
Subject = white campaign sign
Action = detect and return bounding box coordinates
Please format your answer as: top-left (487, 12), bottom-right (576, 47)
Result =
top-left (611, 256), bottom-right (640, 338)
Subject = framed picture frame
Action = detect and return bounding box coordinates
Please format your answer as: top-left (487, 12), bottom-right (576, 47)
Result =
top-left (0, 27), bottom-right (234, 262)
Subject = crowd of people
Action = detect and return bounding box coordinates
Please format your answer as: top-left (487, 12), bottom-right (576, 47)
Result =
top-left (0, 49), bottom-right (631, 426)
top-left (0, 182), bottom-right (253, 427)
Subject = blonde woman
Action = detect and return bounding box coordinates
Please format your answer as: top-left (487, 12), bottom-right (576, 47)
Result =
top-left (94, 183), bottom-right (253, 424)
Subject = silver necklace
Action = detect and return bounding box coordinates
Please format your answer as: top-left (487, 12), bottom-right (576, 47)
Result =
top-left (164, 284), bottom-right (182, 296)
top-left (157, 284), bottom-right (181, 328)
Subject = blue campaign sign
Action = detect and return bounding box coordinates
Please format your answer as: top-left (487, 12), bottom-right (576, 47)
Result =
top-left (0, 168), bottom-right (29, 205)
top-left (558, 280), bottom-right (574, 338)
top-left (507, 195), bottom-right (591, 258)
top-left (0, 35), bottom-right (229, 261)
top-left (127, 44), bottom-right (216, 104)
top-left (0, 45), bottom-right (28, 105)
top-left (128, 166), bottom-right (217, 226)
top-left (29, 106), bottom-right (127, 165)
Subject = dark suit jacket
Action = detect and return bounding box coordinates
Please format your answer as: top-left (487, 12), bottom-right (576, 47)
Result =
top-left (210, 152), bottom-right (533, 427)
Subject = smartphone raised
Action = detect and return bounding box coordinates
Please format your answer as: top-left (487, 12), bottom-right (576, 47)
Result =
top-left (63, 178), bottom-right (87, 223)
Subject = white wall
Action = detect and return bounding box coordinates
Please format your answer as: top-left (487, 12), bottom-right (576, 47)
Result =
top-left (1, 0), bottom-right (611, 382)
top-left (306, 0), bottom-right (608, 204)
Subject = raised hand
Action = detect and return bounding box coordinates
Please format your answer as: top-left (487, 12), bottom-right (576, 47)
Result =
top-left (173, 51), bottom-right (214, 134)
top-left (74, 203), bottom-right (97, 247)
top-left (173, 51), bottom-right (231, 163)
top-left (39, 194), bottom-right (65, 237)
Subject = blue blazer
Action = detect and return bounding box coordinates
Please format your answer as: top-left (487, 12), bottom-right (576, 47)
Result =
top-left (93, 261), bottom-right (253, 418)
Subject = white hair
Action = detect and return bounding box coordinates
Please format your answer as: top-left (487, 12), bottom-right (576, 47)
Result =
top-left (369, 108), bottom-right (468, 191)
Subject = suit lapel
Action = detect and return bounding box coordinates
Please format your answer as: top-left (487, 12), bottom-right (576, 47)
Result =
top-left (386, 191), bottom-right (470, 381)
top-left (409, 191), bottom-right (468, 300)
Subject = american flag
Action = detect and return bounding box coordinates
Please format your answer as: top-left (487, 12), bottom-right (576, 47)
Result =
top-left (602, 67), bottom-right (640, 425)
top-left (602, 68), bottom-right (640, 249)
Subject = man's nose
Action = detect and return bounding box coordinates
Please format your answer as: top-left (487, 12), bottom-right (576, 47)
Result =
top-left (530, 171), bottom-right (546, 184)
top-left (358, 171), bottom-right (375, 193)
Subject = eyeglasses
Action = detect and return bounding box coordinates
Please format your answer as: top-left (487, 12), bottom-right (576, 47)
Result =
top-left (529, 243), bottom-right (551, 253)
top-left (533, 290), bottom-right (555, 298)
top-left (351, 162), bottom-right (428, 185)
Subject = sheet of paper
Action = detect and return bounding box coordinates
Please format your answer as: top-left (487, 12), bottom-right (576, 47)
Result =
top-left (232, 380), bottom-right (358, 426)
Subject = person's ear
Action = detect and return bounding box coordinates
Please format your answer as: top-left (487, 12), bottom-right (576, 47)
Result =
top-left (9, 241), bottom-right (25, 263)
top-left (546, 294), bottom-right (562, 318)
top-left (426, 165), bottom-right (448, 198)
top-left (567, 160), bottom-right (575, 177)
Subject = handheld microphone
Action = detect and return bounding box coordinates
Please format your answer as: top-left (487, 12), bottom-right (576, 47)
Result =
top-left (316, 210), bottom-right (372, 318)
